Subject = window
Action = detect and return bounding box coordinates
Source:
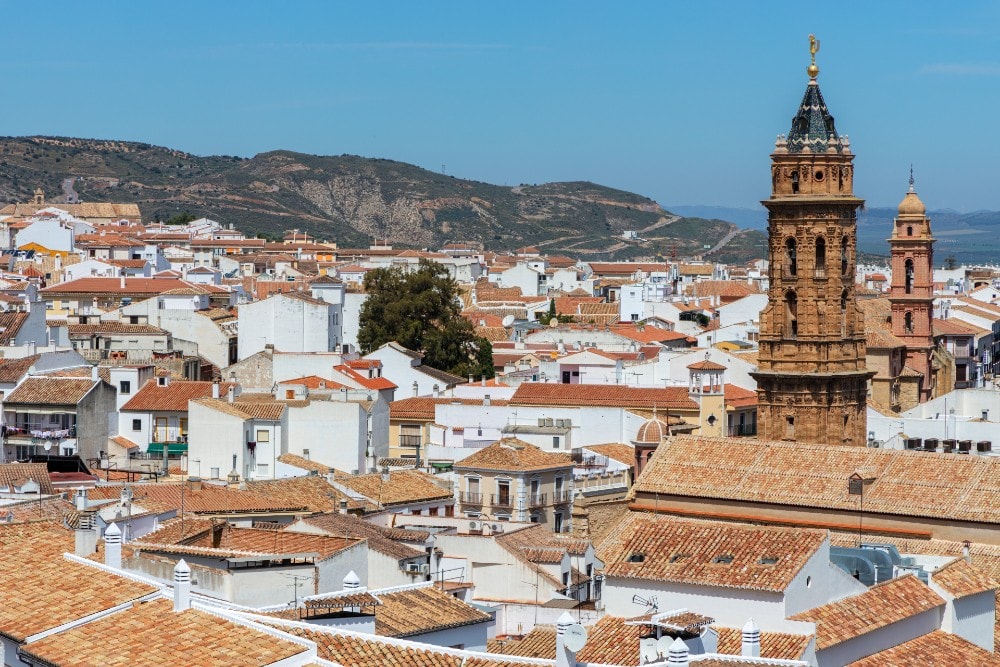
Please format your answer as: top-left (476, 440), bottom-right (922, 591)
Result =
top-left (791, 170), bottom-right (800, 194)
top-left (285, 389), bottom-right (295, 399)
top-left (256, 429), bottom-right (270, 443)
top-left (119, 381), bottom-right (131, 394)
top-left (785, 238), bottom-right (797, 276)
top-left (552, 436), bottom-right (560, 449)
top-left (785, 416), bottom-right (795, 439)
top-left (815, 237), bottom-right (826, 276)
top-left (256, 463), bottom-right (269, 477)
top-left (132, 419), bottom-right (141, 431)
top-left (905, 259), bottom-right (914, 294)
top-left (904, 311), bottom-right (914, 333)
top-left (841, 290), bottom-right (848, 337)
top-left (841, 237), bottom-right (849, 275)
top-left (785, 290), bottom-right (798, 338)
top-left (554, 512), bottom-right (564, 533)
top-left (907, 226), bottom-right (913, 237)
top-left (712, 554), bottom-right (735, 564)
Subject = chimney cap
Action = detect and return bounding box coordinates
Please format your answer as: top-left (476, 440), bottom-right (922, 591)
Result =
top-left (174, 558), bottom-right (191, 574)
top-left (105, 521), bottom-right (122, 538)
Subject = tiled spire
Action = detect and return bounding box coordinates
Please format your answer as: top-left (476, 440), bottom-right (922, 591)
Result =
top-left (786, 80), bottom-right (843, 154)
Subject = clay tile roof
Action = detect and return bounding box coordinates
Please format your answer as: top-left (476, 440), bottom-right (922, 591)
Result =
top-left (299, 512), bottom-right (425, 560)
top-left (334, 469), bottom-right (452, 506)
top-left (245, 475), bottom-right (373, 513)
top-left (849, 629), bottom-right (1000, 666)
top-left (5, 377), bottom-right (98, 405)
top-left (390, 397), bottom-right (510, 421)
top-left (186, 525), bottom-right (358, 560)
top-left (19, 598), bottom-right (308, 667)
top-left (193, 397), bottom-right (286, 420)
top-left (931, 557), bottom-right (998, 598)
top-left (268, 623), bottom-right (464, 667)
top-left (110, 435), bottom-right (139, 450)
top-left (0, 462), bottom-right (56, 494)
top-left (687, 359), bottom-right (727, 371)
top-left (584, 443), bottom-right (636, 467)
top-left (933, 318), bottom-right (982, 336)
top-left (510, 383), bottom-right (697, 410)
top-left (597, 513), bottom-right (825, 593)
top-left (375, 585), bottom-right (492, 637)
top-left (0, 354), bottom-right (39, 383)
top-left (865, 326), bottom-right (906, 349)
top-left (476, 325), bottom-right (513, 342)
top-left (714, 626), bottom-right (812, 660)
top-left (488, 625), bottom-right (557, 659)
top-left (635, 417), bottom-right (671, 444)
top-left (790, 575), bottom-right (945, 649)
top-left (68, 322), bottom-right (168, 335)
top-left (634, 435), bottom-right (1000, 525)
top-left (86, 482), bottom-right (306, 514)
top-left (724, 384), bottom-right (758, 409)
top-left (277, 453), bottom-right (340, 474)
top-left (278, 375), bottom-right (347, 390)
top-left (0, 311), bottom-right (28, 344)
top-left (454, 438), bottom-right (573, 473)
top-left (121, 380), bottom-right (237, 412)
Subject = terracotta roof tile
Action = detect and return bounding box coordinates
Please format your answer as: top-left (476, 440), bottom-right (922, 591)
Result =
top-left (488, 625), bottom-right (557, 659)
top-left (245, 475), bottom-right (373, 513)
top-left (0, 462), bottom-right (56, 494)
top-left (511, 383), bottom-right (697, 410)
top-left (583, 443), bottom-right (636, 467)
top-left (790, 575), bottom-right (944, 649)
top-left (597, 513), bottom-right (825, 593)
top-left (5, 377), bottom-right (98, 405)
top-left (930, 557), bottom-right (998, 599)
top-left (849, 629), bottom-right (1000, 666)
top-left (375, 584), bottom-right (491, 637)
top-left (277, 452), bottom-right (341, 474)
top-left (193, 397), bottom-right (286, 420)
top-left (121, 380), bottom-right (237, 412)
top-left (334, 469), bottom-right (452, 507)
top-left (714, 626), bottom-right (812, 660)
top-left (634, 435), bottom-right (1000, 525)
top-left (185, 525), bottom-right (358, 560)
top-left (297, 512), bottom-right (425, 560)
top-left (391, 396), bottom-right (510, 420)
top-left (86, 482), bottom-right (307, 515)
top-left (0, 354), bottom-right (39, 383)
top-left (267, 622), bottom-right (464, 667)
top-left (454, 438), bottom-right (573, 473)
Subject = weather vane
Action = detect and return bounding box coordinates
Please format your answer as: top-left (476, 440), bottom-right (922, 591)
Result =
top-left (808, 34), bottom-right (820, 79)
top-left (909, 164), bottom-right (915, 192)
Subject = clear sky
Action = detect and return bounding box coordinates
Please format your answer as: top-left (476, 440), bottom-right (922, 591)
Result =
top-left (4, 1), bottom-right (999, 211)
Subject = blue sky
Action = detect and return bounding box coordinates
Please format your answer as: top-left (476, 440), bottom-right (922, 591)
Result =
top-left (4, 1), bottom-right (1000, 210)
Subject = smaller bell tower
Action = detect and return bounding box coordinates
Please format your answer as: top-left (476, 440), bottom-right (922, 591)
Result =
top-left (689, 356), bottom-right (726, 438)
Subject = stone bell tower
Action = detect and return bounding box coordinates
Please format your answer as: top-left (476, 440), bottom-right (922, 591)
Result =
top-left (751, 36), bottom-right (874, 446)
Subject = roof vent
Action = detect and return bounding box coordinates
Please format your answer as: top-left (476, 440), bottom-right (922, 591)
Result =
top-left (713, 554), bottom-right (735, 564)
top-left (758, 556), bottom-right (779, 565)
top-left (628, 552), bottom-right (645, 563)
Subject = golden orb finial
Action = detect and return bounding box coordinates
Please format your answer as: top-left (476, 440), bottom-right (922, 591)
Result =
top-left (808, 34), bottom-right (820, 79)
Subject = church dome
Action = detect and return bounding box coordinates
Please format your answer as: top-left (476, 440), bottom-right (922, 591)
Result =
top-left (898, 191), bottom-right (926, 216)
top-left (635, 416), bottom-right (670, 444)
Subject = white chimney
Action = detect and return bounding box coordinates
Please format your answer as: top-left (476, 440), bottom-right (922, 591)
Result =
top-left (555, 611), bottom-right (576, 667)
top-left (412, 381), bottom-right (419, 398)
top-left (75, 487), bottom-right (88, 511)
top-left (481, 375), bottom-right (486, 387)
top-left (963, 540), bottom-right (972, 564)
top-left (227, 386), bottom-right (235, 403)
top-left (120, 275), bottom-right (126, 289)
top-left (468, 374), bottom-right (474, 385)
top-left (91, 365), bottom-right (99, 381)
top-left (173, 559), bottom-right (191, 612)
top-left (26, 341), bottom-right (35, 356)
top-left (74, 512), bottom-right (98, 557)
top-left (339, 498), bottom-right (349, 515)
top-left (484, 394), bottom-right (491, 407)
top-left (433, 384), bottom-right (440, 398)
top-left (343, 570), bottom-right (361, 591)
top-left (741, 618), bottom-right (760, 658)
top-left (104, 522), bottom-right (122, 569)
top-left (212, 380), bottom-right (220, 399)
top-left (665, 637), bottom-right (689, 667)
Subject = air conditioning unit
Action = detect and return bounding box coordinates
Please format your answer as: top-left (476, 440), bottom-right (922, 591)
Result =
top-left (405, 563), bottom-right (421, 573)
top-left (468, 520), bottom-right (482, 531)
top-left (491, 523), bottom-right (504, 533)
top-left (418, 564), bottom-right (430, 574)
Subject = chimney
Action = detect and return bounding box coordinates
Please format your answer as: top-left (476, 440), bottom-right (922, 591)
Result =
top-left (665, 637), bottom-right (690, 667)
top-left (120, 275), bottom-right (126, 289)
top-left (339, 498), bottom-right (349, 515)
top-left (741, 618), bottom-right (760, 658)
top-left (91, 365), bottom-right (99, 381)
top-left (343, 570), bottom-right (361, 591)
top-left (481, 375), bottom-right (486, 387)
top-left (211, 380), bottom-right (220, 399)
top-left (433, 384), bottom-right (440, 398)
top-left (227, 386), bottom-right (235, 403)
top-left (484, 394), bottom-right (491, 407)
top-left (75, 486), bottom-right (88, 511)
top-left (468, 374), bottom-right (474, 385)
top-left (173, 559), bottom-right (191, 612)
top-left (963, 540), bottom-right (972, 564)
top-left (412, 381), bottom-right (419, 398)
top-left (211, 520), bottom-right (224, 548)
top-left (104, 522), bottom-right (122, 569)
top-left (555, 611), bottom-right (576, 667)
top-left (74, 511), bottom-right (98, 557)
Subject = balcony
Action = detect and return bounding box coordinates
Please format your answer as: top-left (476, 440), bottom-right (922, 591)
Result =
top-left (5, 419), bottom-right (77, 443)
top-left (459, 492), bottom-right (483, 505)
top-left (727, 424), bottom-right (757, 437)
top-left (491, 493), bottom-right (514, 509)
top-left (527, 493), bottom-right (547, 508)
top-left (552, 490), bottom-right (572, 504)
top-left (570, 450), bottom-right (609, 468)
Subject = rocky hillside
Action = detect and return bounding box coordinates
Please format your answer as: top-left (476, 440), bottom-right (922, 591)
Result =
top-left (0, 136), bottom-right (763, 262)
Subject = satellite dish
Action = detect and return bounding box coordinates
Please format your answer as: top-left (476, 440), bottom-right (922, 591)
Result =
top-left (564, 623), bottom-right (588, 652)
top-left (43, 442), bottom-right (52, 452)
top-left (549, 318), bottom-right (559, 328)
top-left (639, 637), bottom-right (659, 664)
top-left (656, 635), bottom-right (674, 658)
top-left (502, 315), bottom-right (515, 327)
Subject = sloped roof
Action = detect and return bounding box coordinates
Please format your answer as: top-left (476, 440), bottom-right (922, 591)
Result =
top-left (930, 557), bottom-right (998, 599)
top-left (511, 383), bottom-right (697, 410)
top-left (334, 469), bottom-right (452, 507)
top-left (0, 462), bottom-right (56, 494)
top-left (786, 78), bottom-right (844, 154)
top-left (298, 512), bottom-right (425, 560)
top-left (192, 397), bottom-right (286, 420)
top-left (454, 438), bottom-right (573, 473)
top-left (376, 585), bottom-right (492, 637)
top-left (121, 380), bottom-right (237, 412)
top-left (849, 629), bottom-right (1000, 666)
top-left (597, 512), bottom-right (825, 593)
top-left (634, 435), bottom-right (1000, 525)
top-left (0, 311), bottom-right (28, 344)
top-left (5, 377), bottom-right (98, 405)
top-left (790, 575), bottom-right (944, 649)
top-left (0, 354), bottom-right (39, 384)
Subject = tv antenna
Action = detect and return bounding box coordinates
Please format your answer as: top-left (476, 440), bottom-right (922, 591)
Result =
top-left (631, 593), bottom-right (658, 612)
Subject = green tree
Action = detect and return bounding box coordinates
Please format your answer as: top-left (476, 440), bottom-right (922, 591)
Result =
top-left (165, 211), bottom-right (198, 225)
top-left (359, 260), bottom-right (494, 378)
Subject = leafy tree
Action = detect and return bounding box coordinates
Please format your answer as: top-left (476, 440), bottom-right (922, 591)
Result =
top-left (359, 260), bottom-right (494, 378)
top-left (165, 211), bottom-right (198, 225)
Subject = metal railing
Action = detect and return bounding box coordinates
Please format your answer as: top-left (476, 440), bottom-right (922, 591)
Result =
top-left (527, 493), bottom-right (547, 508)
top-left (399, 434), bottom-right (422, 448)
top-left (491, 493), bottom-right (513, 508)
top-left (458, 492), bottom-right (483, 505)
top-left (728, 424), bottom-right (757, 437)
top-left (552, 490), bottom-right (573, 504)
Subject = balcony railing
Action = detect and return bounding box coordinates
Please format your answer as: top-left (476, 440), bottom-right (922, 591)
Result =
top-left (727, 424), bottom-right (757, 437)
top-left (6, 423), bottom-right (77, 439)
top-left (527, 493), bottom-right (547, 508)
top-left (491, 493), bottom-right (513, 508)
top-left (552, 490), bottom-right (572, 504)
top-left (570, 450), bottom-right (609, 468)
top-left (459, 492), bottom-right (483, 505)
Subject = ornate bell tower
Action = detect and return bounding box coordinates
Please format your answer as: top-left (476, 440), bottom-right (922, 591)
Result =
top-left (889, 172), bottom-right (935, 405)
top-left (751, 36), bottom-right (874, 446)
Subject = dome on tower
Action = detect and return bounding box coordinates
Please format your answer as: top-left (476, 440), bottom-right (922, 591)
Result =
top-left (898, 190), bottom-right (926, 216)
top-left (635, 416), bottom-right (670, 444)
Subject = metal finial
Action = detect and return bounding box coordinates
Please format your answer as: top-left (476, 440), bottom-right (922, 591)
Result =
top-left (908, 165), bottom-right (915, 193)
top-left (808, 35), bottom-right (820, 79)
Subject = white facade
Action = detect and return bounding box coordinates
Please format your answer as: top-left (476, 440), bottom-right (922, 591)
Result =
top-left (365, 342), bottom-right (462, 397)
top-left (238, 292), bottom-right (341, 360)
top-left (186, 400), bottom-right (286, 481)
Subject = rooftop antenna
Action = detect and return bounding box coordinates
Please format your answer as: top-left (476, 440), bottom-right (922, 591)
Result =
top-left (631, 593), bottom-right (658, 612)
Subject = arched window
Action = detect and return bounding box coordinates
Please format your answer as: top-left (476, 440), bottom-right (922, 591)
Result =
top-left (785, 290), bottom-right (798, 339)
top-left (905, 259), bottom-right (914, 294)
top-left (815, 237), bottom-right (826, 276)
top-left (791, 170), bottom-right (800, 194)
top-left (906, 226), bottom-right (913, 237)
top-left (904, 311), bottom-right (913, 333)
top-left (841, 290), bottom-right (848, 337)
top-left (841, 237), bottom-right (849, 275)
top-left (786, 238), bottom-right (797, 276)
